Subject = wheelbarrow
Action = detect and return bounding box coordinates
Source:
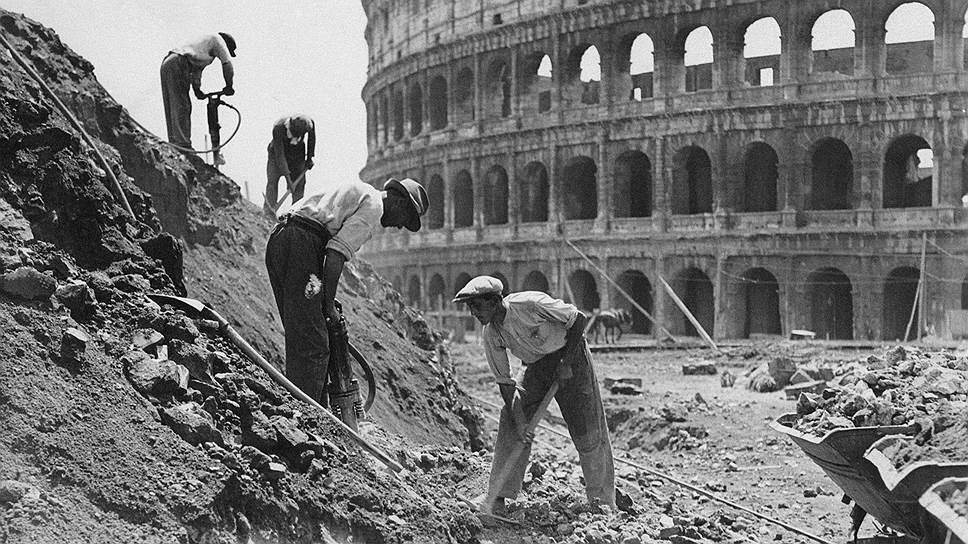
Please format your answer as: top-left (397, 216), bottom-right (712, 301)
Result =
top-left (918, 477), bottom-right (968, 544)
top-left (771, 413), bottom-right (920, 537)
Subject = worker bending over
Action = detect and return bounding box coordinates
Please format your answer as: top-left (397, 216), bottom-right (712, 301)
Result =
top-left (265, 114), bottom-right (316, 218)
top-left (453, 276), bottom-right (615, 515)
top-left (265, 178), bottom-right (428, 405)
top-left (160, 32), bottom-right (236, 149)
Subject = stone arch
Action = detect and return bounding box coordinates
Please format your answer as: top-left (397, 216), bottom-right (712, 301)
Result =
top-left (810, 138), bottom-right (853, 210)
top-left (455, 67), bottom-right (475, 122)
top-left (628, 33), bottom-right (655, 100)
top-left (614, 150), bottom-right (652, 218)
top-left (454, 272), bottom-right (472, 296)
top-left (429, 76), bottom-right (448, 130)
top-left (684, 27), bottom-right (714, 92)
top-left (485, 58), bottom-right (512, 118)
top-left (426, 174), bottom-right (445, 229)
top-left (738, 268), bottom-right (781, 338)
top-left (615, 270), bottom-right (653, 334)
top-left (521, 161), bottom-right (549, 223)
top-left (519, 52), bottom-right (554, 113)
top-left (883, 134), bottom-right (932, 208)
top-left (453, 170), bottom-right (474, 227)
top-left (885, 3), bottom-right (935, 75)
top-left (521, 270), bottom-right (550, 293)
top-left (568, 269), bottom-right (600, 312)
top-left (671, 146), bottom-right (713, 214)
top-left (409, 81), bottom-right (423, 136)
top-left (407, 275), bottom-right (422, 306)
top-left (670, 267), bottom-right (714, 337)
top-left (562, 156), bottom-right (598, 220)
top-left (427, 274), bottom-right (447, 311)
top-left (810, 9), bottom-right (856, 76)
top-left (883, 266), bottom-right (920, 340)
top-left (490, 271), bottom-right (511, 296)
top-left (379, 93), bottom-right (389, 144)
top-left (742, 142), bottom-right (779, 212)
top-left (743, 17), bottom-right (781, 86)
top-left (806, 268), bottom-right (853, 340)
top-left (564, 44), bottom-right (601, 106)
top-left (392, 89), bottom-right (404, 141)
top-left (484, 165), bottom-right (509, 225)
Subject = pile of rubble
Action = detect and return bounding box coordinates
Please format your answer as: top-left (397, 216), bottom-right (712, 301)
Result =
top-left (789, 346), bottom-right (968, 438)
top-left (947, 485), bottom-right (968, 518)
top-left (605, 395), bottom-right (710, 452)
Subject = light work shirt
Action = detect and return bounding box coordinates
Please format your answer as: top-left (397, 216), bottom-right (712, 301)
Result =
top-left (171, 34), bottom-right (232, 68)
top-left (483, 292), bottom-right (580, 385)
top-left (288, 180), bottom-right (383, 260)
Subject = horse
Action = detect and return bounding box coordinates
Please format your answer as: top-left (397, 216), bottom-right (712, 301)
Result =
top-left (589, 308), bottom-right (633, 344)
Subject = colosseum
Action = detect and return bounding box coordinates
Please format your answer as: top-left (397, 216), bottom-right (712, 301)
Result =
top-left (358, 0), bottom-right (968, 342)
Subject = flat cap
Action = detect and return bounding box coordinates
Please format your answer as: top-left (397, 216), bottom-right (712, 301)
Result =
top-left (384, 178), bottom-right (429, 232)
top-left (452, 275), bottom-right (504, 303)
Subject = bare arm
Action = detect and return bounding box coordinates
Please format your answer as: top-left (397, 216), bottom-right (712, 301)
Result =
top-left (322, 248), bottom-right (345, 319)
top-left (221, 61), bottom-right (234, 91)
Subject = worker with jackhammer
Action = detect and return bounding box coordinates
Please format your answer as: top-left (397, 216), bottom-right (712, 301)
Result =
top-left (160, 32), bottom-right (236, 149)
top-left (453, 276), bottom-right (615, 515)
top-left (264, 114), bottom-right (316, 219)
top-left (265, 178), bottom-right (429, 407)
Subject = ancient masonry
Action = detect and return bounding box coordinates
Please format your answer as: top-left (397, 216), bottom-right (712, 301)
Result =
top-left (358, 0), bottom-right (968, 342)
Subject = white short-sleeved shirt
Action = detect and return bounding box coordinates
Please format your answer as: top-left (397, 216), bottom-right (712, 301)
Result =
top-left (287, 180), bottom-right (384, 260)
top-left (171, 34), bottom-right (232, 68)
top-left (482, 292), bottom-right (580, 384)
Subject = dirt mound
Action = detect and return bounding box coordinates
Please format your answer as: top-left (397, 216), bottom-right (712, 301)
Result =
top-left (1, 9), bottom-right (485, 543)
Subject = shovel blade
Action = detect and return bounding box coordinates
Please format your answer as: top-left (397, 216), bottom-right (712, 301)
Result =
top-left (147, 293), bottom-right (206, 317)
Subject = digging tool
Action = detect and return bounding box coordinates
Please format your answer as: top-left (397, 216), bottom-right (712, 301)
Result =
top-left (263, 171), bottom-right (308, 218)
top-left (326, 300), bottom-right (365, 432)
top-left (146, 293), bottom-right (401, 473)
top-left (482, 379), bottom-right (560, 514)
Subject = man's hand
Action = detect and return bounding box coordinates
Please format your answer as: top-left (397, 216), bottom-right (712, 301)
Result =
top-left (323, 301), bottom-right (339, 322)
top-left (222, 86), bottom-right (235, 96)
top-left (193, 88), bottom-right (205, 100)
top-left (306, 158), bottom-right (314, 170)
top-left (284, 174), bottom-right (293, 191)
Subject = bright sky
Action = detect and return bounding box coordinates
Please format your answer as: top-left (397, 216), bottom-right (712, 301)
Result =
top-left (2, 1), bottom-right (369, 207)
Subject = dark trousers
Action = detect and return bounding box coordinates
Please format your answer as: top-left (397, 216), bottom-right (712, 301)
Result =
top-left (265, 220), bottom-right (331, 404)
top-left (160, 53), bottom-right (193, 148)
top-left (489, 341), bottom-right (615, 506)
top-left (265, 153), bottom-right (307, 210)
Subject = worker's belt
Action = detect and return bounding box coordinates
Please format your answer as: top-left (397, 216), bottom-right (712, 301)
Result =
top-left (283, 214), bottom-right (330, 241)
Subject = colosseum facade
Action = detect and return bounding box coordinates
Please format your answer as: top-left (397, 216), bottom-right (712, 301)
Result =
top-left (358, 0), bottom-right (968, 342)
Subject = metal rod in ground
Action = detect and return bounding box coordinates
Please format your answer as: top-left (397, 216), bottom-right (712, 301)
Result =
top-left (905, 233), bottom-right (927, 342)
top-left (564, 239), bottom-right (677, 343)
top-left (658, 276), bottom-right (720, 352)
top-left (472, 396), bottom-right (831, 544)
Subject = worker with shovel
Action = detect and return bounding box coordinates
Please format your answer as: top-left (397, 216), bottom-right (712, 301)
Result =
top-left (264, 114), bottom-right (316, 219)
top-left (453, 276), bottom-right (615, 516)
top-left (265, 177), bottom-right (428, 407)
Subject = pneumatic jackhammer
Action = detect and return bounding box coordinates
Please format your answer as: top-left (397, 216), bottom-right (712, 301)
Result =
top-left (326, 300), bottom-right (366, 432)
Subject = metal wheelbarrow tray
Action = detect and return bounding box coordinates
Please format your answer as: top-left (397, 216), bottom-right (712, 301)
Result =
top-left (918, 477), bottom-right (968, 544)
top-left (771, 413), bottom-right (919, 535)
top-left (866, 435), bottom-right (968, 502)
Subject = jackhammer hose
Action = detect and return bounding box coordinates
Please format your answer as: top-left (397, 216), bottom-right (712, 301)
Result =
top-left (0, 30), bottom-right (135, 219)
top-left (125, 100), bottom-right (242, 156)
top-left (347, 341), bottom-right (377, 412)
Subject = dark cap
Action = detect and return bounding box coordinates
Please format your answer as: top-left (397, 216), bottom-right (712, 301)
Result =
top-left (218, 32), bottom-right (237, 57)
top-left (383, 178), bottom-right (428, 232)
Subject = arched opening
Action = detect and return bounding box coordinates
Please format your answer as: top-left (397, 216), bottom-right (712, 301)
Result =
top-left (485, 59), bottom-right (511, 118)
top-left (392, 90), bottom-right (404, 141)
top-left (520, 53), bottom-right (554, 113)
top-left (744, 17), bottom-right (781, 86)
top-left (521, 270), bottom-right (550, 293)
top-left (379, 93), bottom-right (389, 144)
top-left (427, 274), bottom-right (446, 311)
top-left (671, 267), bottom-right (714, 337)
top-left (391, 276), bottom-right (402, 292)
top-left (409, 82), bottom-right (423, 136)
top-left (883, 135), bottom-right (932, 208)
top-left (614, 150), bottom-right (652, 218)
top-left (684, 27), bottom-right (714, 92)
top-left (521, 161), bottom-right (549, 223)
top-left (885, 3), bottom-right (935, 75)
top-left (490, 272), bottom-right (511, 296)
top-left (484, 165), bottom-right (509, 225)
top-left (739, 268), bottom-right (781, 338)
top-left (671, 146), bottom-right (713, 214)
top-left (810, 138), bottom-right (853, 210)
top-left (629, 33), bottom-right (655, 100)
top-left (742, 142), bottom-right (779, 212)
top-left (963, 274), bottom-right (968, 309)
top-left (579, 45), bottom-right (601, 105)
top-left (407, 275), bottom-right (422, 307)
top-left (568, 270), bottom-right (600, 312)
top-left (883, 267), bottom-right (920, 340)
top-left (562, 156), bottom-right (598, 220)
top-left (368, 100), bottom-right (378, 147)
top-left (429, 76), bottom-right (448, 130)
top-left (455, 67), bottom-right (475, 122)
top-left (811, 9), bottom-right (855, 76)
top-left (453, 170), bottom-right (474, 227)
top-left (426, 174), bottom-right (445, 229)
top-left (454, 272), bottom-right (472, 296)
top-left (806, 268), bottom-right (853, 340)
top-left (616, 270), bottom-right (652, 334)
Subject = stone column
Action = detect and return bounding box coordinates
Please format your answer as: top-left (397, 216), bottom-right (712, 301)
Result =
top-left (713, 254), bottom-right (726, 340)
top-left (855, 15), bottom-right (884, 79)
top-left (509, 46), bottom-right (519, 117)
top-left (442, 157), bottom-right (454, 244)
top-left (937, 143), bottom-right (965, 207)
top-left (507, 149), bottom-right (518, 231)
top-left (714, 36), bottom-right (743, 90)
top-left (549, 143), bottom-right (561, 224)
top-left (653, 255), bottom-right (668, 339)
top-left (599, 31), bottom-right (614, 112)
top-left (596, 130), bottom-right (609, 230)
top-left (653, 136), bottom-right (668, 232)
top-left (473, 52), bottom-right (482, 122)
top-left (471, 156), bottom-right (483, 240)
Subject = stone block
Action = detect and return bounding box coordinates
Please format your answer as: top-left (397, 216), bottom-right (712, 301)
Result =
top-left (1, 267), bottom-right (56, 300)
top-left (160, 402), bottom-right (223, 446)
